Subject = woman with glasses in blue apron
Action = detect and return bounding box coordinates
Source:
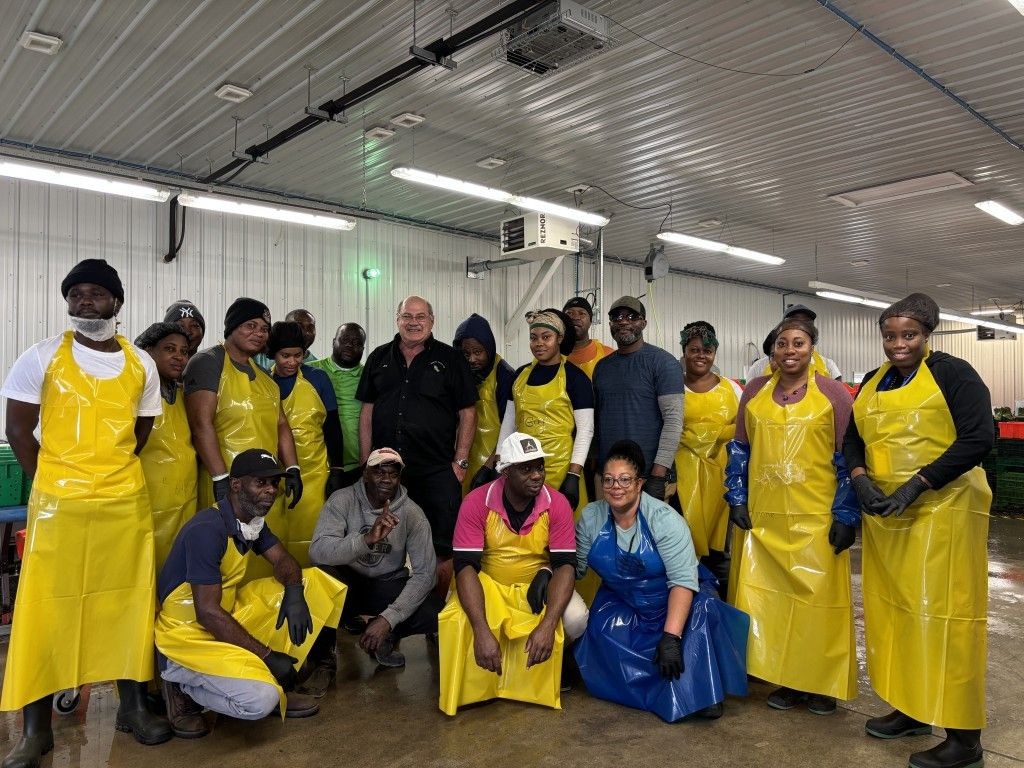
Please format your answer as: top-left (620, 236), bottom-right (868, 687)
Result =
top-left (573, 440), bottom-right (749, 722)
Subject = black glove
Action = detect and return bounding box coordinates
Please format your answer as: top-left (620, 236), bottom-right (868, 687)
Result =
top-left (275, 583), bottom-right (313, 646)
top-left (852, 474), bottom-right (887, 514)
top-left (284, 466), bottom-right (303, 510)
top-left (470, 465), bottom-right (499, 490)
top-left (526, 569), bottom-right (552, 614)
top-left (559, 473), bottom-right (580, 510)
top-left (262, 650), bottom-right (298, 692)
top-left (653, 632), bottom-right (683, 680)
top-left (828, 520), bottom-right (856, 554)
top-left (644, 475), bottom-right (667, 501)
top-left (729, 503), bottom-right (752, 531)
top-left (324, 467), bottom-right (347, 499)
top-left (873, 475), bottom-right (929, 517)
top-left (212, 475), bottom-right (230, 501)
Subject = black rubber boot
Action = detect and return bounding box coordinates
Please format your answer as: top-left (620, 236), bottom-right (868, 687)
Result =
top-left (114, 680), bottom-right (173, 746)
top-left (909, 728), bottom-right (984, 768)
top-left (2, 695), bottom-right (55, 768)
top-left (866, 709), bottom-right (932, 739)
top-left (701, 548), bottom-right (731, 600)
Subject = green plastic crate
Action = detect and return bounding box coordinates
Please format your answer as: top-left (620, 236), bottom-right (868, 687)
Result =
top-left (0, 447), bottom-right (24, 507)
top-left (994, 471), bottom-right (1024, 512)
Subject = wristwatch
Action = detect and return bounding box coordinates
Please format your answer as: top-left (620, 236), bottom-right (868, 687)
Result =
top-left (455, 458), bottom-right (469, 470)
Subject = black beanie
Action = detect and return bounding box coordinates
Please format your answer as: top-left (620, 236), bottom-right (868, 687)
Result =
top-left (267, 321), bottom-right (307, 355)
top-left (134, 322), bottom-right (189, 350)
top-left (224, 297), bottom-right (271, 337)
top-left (563, 296), bottom-right (594, 319)
top-left (60, 259), bottom-right (124, 302)
top-left (164, 300), bottom-right (206, 333)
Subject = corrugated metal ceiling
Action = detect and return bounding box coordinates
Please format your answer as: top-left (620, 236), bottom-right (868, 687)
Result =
top-left (0, 0), bottom-right (1021, 310)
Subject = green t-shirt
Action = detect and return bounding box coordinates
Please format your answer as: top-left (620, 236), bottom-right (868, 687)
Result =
top-left (309, 356), bottom-right (364, 470)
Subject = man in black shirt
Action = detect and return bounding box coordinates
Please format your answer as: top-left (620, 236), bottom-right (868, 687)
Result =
top-left (356, 296), bottom-right (477, 593)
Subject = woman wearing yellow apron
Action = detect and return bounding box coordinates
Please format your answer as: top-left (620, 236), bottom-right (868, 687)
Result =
top-left (1, 259), bottom-right (173, 767)
top-left (674, 321), bottom-right (743, 598)
top-left (724, 317), bottom-right (859, 716)
top-left (844, 294), bottom-right (992, 768)
top-left (183, 298), bottom-right (302, 582)
top-left (454, 313), bottom-right (516, 494)
top-left (743, 304), bottom-right (843, 382)
top-left (136, 322), bottom-right (199, 574)
top-left (268, 322), bottom-right (347, 567)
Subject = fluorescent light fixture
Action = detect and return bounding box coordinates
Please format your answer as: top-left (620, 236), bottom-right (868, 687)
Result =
top-left (1009, 0), bottom-right (1024, 16)
top-left (178, 192), bottom-right (356, 231)
top-left (827, 171), bottom-right (973, 207)
top-left (970, 308), bottom-right (1010, 317)
top-left (0, 156), bottom-right (171, 202)
top-left (391, 166), bottom-right (609, 226)
top-left (809, 280), bottom-right (1020, 334)
top-left (656, 231), bottom-right (785, 266)
top-left (974, 200), bottom-right (1023, 225)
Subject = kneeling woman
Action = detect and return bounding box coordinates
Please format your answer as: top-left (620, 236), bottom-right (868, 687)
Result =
top-left (574, 440), bottom-right (749, 722)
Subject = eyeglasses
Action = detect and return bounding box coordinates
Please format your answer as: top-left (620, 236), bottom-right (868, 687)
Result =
top-left (398, 313), bottom-right (431, 323)
top-left (609, 311), bottom-right (642, 323)
top-left (601, 475), bottom-right (638, 488)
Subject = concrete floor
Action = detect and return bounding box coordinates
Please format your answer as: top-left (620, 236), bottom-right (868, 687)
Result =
top-left (1, 516), bottom-right (1022, 768)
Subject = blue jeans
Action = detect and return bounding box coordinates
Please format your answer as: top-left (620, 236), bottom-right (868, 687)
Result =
top-left (161, 660), bottom-right (278, 720)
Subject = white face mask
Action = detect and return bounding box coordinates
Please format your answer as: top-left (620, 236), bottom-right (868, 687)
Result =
top-left (69, 315), bottom-right (118, 342)
top-left (237, 516), bottom-right (265, 542)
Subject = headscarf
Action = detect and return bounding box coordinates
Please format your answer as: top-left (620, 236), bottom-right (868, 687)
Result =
top-left (775, 317), bottom-right (818, 345)
top-left (680, 321), bottom-right (718, 349)
top-left (134, 322), bottom-right (189, 350)
top-left (526, 309), bottom-right (565, 337)
top-left (878, 292), bottom-right (940, 332)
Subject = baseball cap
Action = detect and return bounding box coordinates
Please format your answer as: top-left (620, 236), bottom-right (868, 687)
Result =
top-left (230, 449), bottom-right (287, 479)
top-left (608, 295), bottom-right (645, 317)
top-left (783, 303), bottom-right (817, 321)
top-left (563, 296), bottom-right (594, 318)
top-left (496, 432), bottom-right (552, 472)
top-left (367, 447), bottom-right (404, 468)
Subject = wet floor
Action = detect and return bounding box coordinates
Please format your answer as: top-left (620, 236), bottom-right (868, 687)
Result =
top-left (1, 516), bottom-right (1022, 768)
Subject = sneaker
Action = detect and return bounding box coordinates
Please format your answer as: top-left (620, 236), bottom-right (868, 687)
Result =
top-left (766, 686), bottom-right (808, 711)
top-left (295, 662), bottom-right (336, 698)
top-left (806, 695), bottom-right (836, 716)
top-left (865, 709), bottom-right (933, 739)
top-left (372, 634), bottom-right (406, 668)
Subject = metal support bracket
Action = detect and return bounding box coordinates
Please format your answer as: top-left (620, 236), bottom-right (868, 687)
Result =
top-left (410, 45), bottom-right (457, 70)
top-left (503, 256), bottom-right (564, 346)
top-left (304, 107), bottom-right (349, 123)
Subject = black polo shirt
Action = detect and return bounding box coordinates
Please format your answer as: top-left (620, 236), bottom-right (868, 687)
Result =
top-left (356, 334), bottom-right (477, 469)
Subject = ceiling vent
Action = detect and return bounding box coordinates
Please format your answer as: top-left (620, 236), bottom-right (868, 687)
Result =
top-left (475, 156), bottom-right (507, 169)
top-left (494, 0), bottom-right (615, 76)
top-left (19, 30), bottom-right (64, 55)
top-left (390, 112), bottom-right (425, 128)
top-left (364, 126), bottom-right (396, 140)
top-left (827, 171), bottom-right (973, 207)
top-left (215, 83), bottom-right (253, 103)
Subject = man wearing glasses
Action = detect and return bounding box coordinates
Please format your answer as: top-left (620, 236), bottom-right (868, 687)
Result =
top-left (356, 295), bottom-right (478, 597)
top-left (184, 298), bottom-right (303, 520)
top-left (438, 432), bottom-right (588, 715)
top-left (592, 296), bottom-right (684, 502)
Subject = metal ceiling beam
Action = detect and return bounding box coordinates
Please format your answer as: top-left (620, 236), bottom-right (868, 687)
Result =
top-left (504, 256), bottom-right (565, 347)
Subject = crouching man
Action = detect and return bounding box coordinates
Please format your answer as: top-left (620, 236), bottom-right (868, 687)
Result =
top-left (155, 449), bottom-right (346, 737)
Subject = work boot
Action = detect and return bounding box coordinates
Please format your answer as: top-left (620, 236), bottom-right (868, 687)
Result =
top-left (909, 728), bottom-right (984, 768)
top-left (1, 695), bottom-right (54, 768)
top-left (161, 681), bottom-right (209, 739)
top-left (296, 659), bottom-right (336, 698)
top-left (807, 694), bottom-right (837, 716)
top-left (114, 680), bottom-right (173, 745)
top-left (766, 686), bottom-right (808, 710)
top-left (693, 702), bottom-right (725, 720)
top-left (865, 709), bottom-right (933, 739)
top-left (272, 693), bottom-right (320, 719)
top-left (373, 634), bottom-right (406, 668)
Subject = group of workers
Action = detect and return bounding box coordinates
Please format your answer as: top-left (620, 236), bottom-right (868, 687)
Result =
top-left (0, 257), bottom-right (992, 768)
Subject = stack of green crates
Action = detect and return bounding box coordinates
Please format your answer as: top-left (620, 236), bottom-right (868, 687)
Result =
top-left (0, 444), bottom-right (27, 507)
top-left (994, 439), bottom-right (1024, 514)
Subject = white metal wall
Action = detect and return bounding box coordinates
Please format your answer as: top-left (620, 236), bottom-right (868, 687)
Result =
top-left (2, 177), bottom-right (1021, 438)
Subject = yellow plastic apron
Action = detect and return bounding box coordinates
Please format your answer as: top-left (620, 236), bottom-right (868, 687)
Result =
top-left (730, 373), bottom-right (856, 700)
top-left (854, 357), bottom-right (990, 728)
top-left (761, 350), bottom-right (830, 379)
top-left (2, 333), bottom-right (156, 711)
top-left (675, 378), bottom-right (738, 556)
top-left (155, 521), bottom-right (346, 718)
top-left (463, 358), bottom-right (504, 495)
top-left (140, 391), bottom-right (198, 574)
top-left (278, 368), bottom-right (329, 568)
top-left (438, 508), bottom-right (564, 715)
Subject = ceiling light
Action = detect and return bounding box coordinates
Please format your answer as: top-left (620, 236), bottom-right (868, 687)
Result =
top-left (808, 281), bottom-right (1020, 334)
top-left (974, 200), bottom-right (1023, 225)
top-left (390, 112), bottom-right (425, 128)
top-left (178, 192), bottom-right (356, 230)
top-left (970, 308), bottom-right (1009, 316)
top-left (935, 283), bottom-right (951, 287)
top-left (475, 156), bottom-right (506, 170)
top-left (390, 166), bottom-right (609, 226)
top-left (19, 31), bottom-right (63, 55)
top-left (0, 156), bottom-right (170, 202)
top-left (827, 171), bottom-right (973, 207)
top-left (1008, 0), bottom-right (1024, 16)
top-left (656, 231), bottom-right (785, 266)
top-left (364, 126), bottom-right (396, 140)
top-left (214, 83), bottom-right (253, 103)
top-left (850, 259), bottom-right (869, 267)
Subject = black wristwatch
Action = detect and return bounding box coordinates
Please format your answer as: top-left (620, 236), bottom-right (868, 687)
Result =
top-left (455, 458), bottom-right (469, 470)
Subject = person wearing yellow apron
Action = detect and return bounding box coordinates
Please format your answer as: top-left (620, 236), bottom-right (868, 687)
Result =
top-left (674, 321), bottom-right (743, 598)
top-left (155, 449), bottom-right (346, 737)
top-left (1, 259), bottom-right (173, 767)
top-left (844, 294), bottom-right (992, 768)
top-left (183, 298), bottom-right (303, 582)
top-left (724, 317), bottom-right (859, 716)
top-left (440, 431), bottom-right (589, 715)
top-left (563, 296), bottom-right (613, 380)
top-left (454, 313), bottom-right (516, 494)
top-left (135, 322), bottom-right (199, 574)
top-left (743, 304), bottom-right (842, 382)
top-left (268, 322), bottom-right (347, 567)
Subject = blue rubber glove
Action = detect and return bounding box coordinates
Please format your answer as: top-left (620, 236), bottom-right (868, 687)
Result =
top-left (830, 452), bottom-right (861, 527)
top-left (723, 440), bottom-right (750, 507)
